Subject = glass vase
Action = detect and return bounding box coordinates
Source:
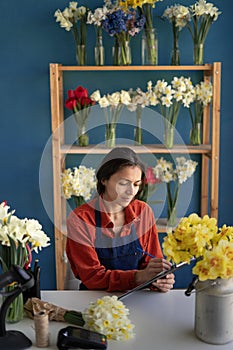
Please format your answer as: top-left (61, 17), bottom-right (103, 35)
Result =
top-left (164, 119), bottom-right (174, 149)
top-left (3, 285), bottom-right (24, 323)
top-left (134, 106), bottom-right (142, 145)
top-left (76, 44), bottom-right (86, 66)
top-left (171, 47), bottom-right (180, 65)
top-left (74, 109), bottom-right (90, 147)
top-left (141, 28), bottom-right (158, 65)
top-left (112, 39), bottom-right (131, 66)
top-left (193, 43), bottom-right (204, 65)
top-left (167, 204), bottom-right (177, 227)
top-left (95, 36), bottom-right (104, 66)
top-left (190, 122), bottom-right (202, 145)
top-left (105, 123), bottom-right (116, 148)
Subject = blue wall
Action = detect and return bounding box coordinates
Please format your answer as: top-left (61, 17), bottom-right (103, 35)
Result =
top-left (0, 0), bottom-right (232, 290)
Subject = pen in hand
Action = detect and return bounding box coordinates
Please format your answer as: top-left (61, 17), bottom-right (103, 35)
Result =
top-left (137, 247), bottom-right (156, 258)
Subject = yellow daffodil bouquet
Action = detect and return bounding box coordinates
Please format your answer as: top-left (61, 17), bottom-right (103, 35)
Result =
top-left (163, 213), bottom-right (233, 281)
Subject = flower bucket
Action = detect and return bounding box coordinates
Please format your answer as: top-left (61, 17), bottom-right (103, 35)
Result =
top-left (194, 278), bottom-right (233, 344)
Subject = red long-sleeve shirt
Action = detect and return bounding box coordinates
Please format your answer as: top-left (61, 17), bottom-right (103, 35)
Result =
top-left (66, 197), bottom-right (163, 292)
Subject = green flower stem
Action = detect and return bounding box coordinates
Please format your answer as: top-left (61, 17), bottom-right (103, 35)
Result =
top-left (187, 14), bottom-right (215, 65)
top-left (74, 108), bottom-right (90, 146)
top-left (113, 35), bottom-right (131, 66)
top-left (171, 21), bottom-right (180, 65)
top-left (1, 238), bottom-right (26, 323)
top-left (189, 102), bottom-right (203, 145)
top-left (135, 106), bottom-right (142, 145)
top-left (167, 182), bottom-right (180, 227)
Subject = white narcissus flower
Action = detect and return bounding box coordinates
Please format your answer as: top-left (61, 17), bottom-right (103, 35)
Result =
top-left (83, 296), bottom-right (135, 340)
top-left (153, 157), bottom-right (197, 185)
top-left (0, 201), bottom-right (50, 255)
top-left (107, 92), bottom-right (121, 107)
top-left (90, 90), bottom-right (101, 102)
top-left (120, 90), bottom-right (131, 105)
top-left (98, 95), bottom-right (110, 108)
top-left (61, 166), bottom-right (96, 201)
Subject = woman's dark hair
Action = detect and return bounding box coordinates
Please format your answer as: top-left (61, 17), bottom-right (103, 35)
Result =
top-left (96, 147), bottom-right (146, 197)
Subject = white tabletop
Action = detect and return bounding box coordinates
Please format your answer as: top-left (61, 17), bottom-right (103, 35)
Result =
top-left (5, 289), bottom-right (232, 349)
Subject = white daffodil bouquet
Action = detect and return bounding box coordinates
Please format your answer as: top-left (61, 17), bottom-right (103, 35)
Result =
top-left (189, 80), bottom-right (213, 145)
top-left (25, 295), bottom-right (135, 341)
top-left (54, 2), bottom-right (89, 64)
top-left (91, 89), bottom-right (131, 147)
top-left (0, 201), bottom-right (50, 322)
top-left (83, 295), bottom-right (135, 340)
top-left (163, 213), bottom-right (233, 281)
top-left (153, 157), bottom-right (198, 226)
top-left (0, 201), bottom-right (50, 271)
top-left (61, 165), bottom-right (96, 207)
top-left (162, 4), bottom-right (190, 65)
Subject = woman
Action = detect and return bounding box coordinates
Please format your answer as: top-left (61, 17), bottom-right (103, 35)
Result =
top-left (66, 147), bottom-right (175, 292)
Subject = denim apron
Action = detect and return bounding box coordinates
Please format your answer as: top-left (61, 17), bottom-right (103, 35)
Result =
top-left (79, 201), bottom-right (143, 290)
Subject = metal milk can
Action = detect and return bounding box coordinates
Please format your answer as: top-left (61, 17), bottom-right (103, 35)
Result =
top-left (195, 277), bottom-right (233, 344)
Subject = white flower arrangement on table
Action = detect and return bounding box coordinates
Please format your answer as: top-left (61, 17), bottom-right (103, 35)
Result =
top-left (91, 89), bottom-right (131, 147)
top-left (0, 201), bottom-right (50, 322)
top-left (162, 4), bottom-right (191, 65)
top-left (163, 213), bottom-right (233, 281)
top-left (61, 166), bottom-right (96, 207)
top-left (0, 201), bottom-right (50, 268)
top-left (82, 295), bottom-right (135, 340)
top-left (153, 157), bottom-right (198, 226)
top-left (25, 294), bottom-right (135, 341)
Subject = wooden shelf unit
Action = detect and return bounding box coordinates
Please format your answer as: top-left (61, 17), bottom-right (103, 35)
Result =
top-left (49, 62), bottom-right (221, 289)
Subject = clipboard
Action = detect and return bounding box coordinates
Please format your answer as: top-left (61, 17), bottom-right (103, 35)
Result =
top-left (118, 259), bottom-right (196, 300)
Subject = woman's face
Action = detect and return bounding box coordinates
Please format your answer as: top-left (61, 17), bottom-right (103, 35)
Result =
top-left (102, 165), bottom-right (142, 208)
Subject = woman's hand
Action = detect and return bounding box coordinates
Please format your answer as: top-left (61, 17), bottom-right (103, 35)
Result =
top-left (135, 258), bottom-right (175, 292)
top-left (152, 273), bottom-right (175, 292)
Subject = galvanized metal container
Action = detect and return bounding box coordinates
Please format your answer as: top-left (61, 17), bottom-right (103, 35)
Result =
top-left (195, 278), bottom-right (233, 344)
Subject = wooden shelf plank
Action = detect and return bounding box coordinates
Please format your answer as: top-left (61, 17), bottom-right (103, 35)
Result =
top-left (60, 144), bottom-right (211, 155)
top-left (56, 64), bottom-right (213, 72)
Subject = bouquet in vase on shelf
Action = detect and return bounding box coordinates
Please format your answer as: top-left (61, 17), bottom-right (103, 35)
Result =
top-left (186, 0), bottom-right (221, 65)
top-left (137, 167), bottom-right (161, 203)
top-left (153, 157), bottom-right (198, 227)
top-left (65, 85), bottom-right (96, 146)
top-left (61, 165), bottom-right (96, 208)
top-left (101, 0), bottom-right (146, 65)
top-left (90, 89), bottom-right (131, 148)
top-left (188, 80), bottom-right (213, 145)
top-left (135, 0), bottom-right (164, 65)
top-left (162, 4), bottom-right (190, 65)
top-left (87, 6), bottom-right (108, 66)
top-left (126, 88), bottom-right (150, 144)
top-left (54, 2), bottom-right (89, 65)
top-left (146, 77), bottom-right (195, 148)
